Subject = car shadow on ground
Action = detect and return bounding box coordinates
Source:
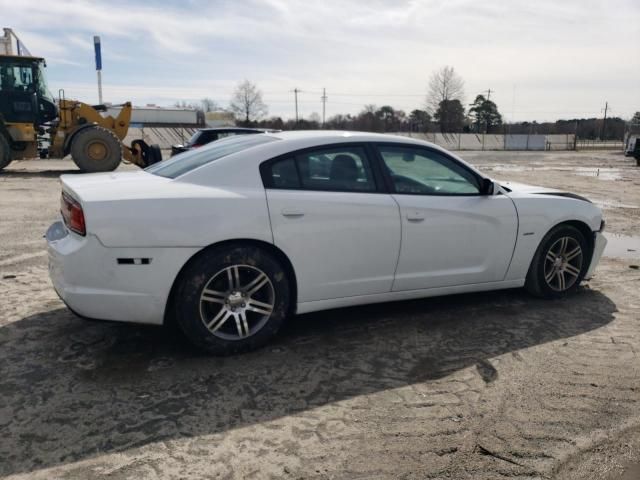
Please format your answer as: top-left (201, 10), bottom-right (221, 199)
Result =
top-left (0, 287), bottom-right (617, 476)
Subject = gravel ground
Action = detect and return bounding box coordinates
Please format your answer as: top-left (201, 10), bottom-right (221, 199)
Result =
top-left (0, 151), bottom-right (639, 479)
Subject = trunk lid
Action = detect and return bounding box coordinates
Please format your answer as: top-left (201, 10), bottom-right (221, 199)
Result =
top-left (60, 171), bottom-right (173, 203)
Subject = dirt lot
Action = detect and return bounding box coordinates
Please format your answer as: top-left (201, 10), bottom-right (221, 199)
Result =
top-left (1, 151), bottom-right (639, 480)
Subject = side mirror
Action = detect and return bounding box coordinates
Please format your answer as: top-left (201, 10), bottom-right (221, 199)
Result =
top-left (480, 178), bottom-right (495, 195)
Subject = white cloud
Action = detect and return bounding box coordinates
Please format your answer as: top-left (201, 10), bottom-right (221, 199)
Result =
top-left (3, 0), bottom-right (639, 120)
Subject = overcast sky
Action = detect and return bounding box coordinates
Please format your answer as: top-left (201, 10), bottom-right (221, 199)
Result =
top-left (3, 0), bottom-right (639, 122)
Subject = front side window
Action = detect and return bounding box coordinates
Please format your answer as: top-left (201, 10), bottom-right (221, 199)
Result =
top-left (377, 145), bottom-right (480, 195)
top-left (264, 146), bottom-right (377, 192)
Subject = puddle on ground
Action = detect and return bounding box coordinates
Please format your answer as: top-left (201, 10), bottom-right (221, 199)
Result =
top-left (604, 233), bottom-right (640, 259)
top-left (573, 167), bottom-right (622, 180)
top-left (593, 199), bottom-right (640, 210)
top-left (486, 164), bottom-right (623, 180)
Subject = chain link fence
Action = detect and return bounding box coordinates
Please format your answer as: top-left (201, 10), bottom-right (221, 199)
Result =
top-left (393, 133), bottom-right (576, 151)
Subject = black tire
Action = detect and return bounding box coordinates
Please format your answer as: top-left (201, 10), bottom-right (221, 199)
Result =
top-left (131, 139), bottom-right (150, 167)
top-left (525, 224), bottom-right (589, 299)
top-left (0, 134), bottom-right (12, 171)
top-left (173, 244), bottom-right (291, 355)
top-left (70, 126), bottom-right (122, 172)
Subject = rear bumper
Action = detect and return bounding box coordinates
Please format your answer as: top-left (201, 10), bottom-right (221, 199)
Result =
top-left (46, 221), bottom-right (197, 325)
top-left (585, 231), bottom-right (607, 280)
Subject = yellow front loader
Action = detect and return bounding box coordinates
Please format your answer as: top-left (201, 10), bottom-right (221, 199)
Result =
top-left (0, 28), bottom-right (160, 173)
top-left (48, 97), bottom-right (160, 171)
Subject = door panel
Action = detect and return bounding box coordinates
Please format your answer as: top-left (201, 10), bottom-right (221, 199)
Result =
top-left (391, 194), bottom-right (518, 291)
top-left (373, 143), bottom-right (518, 291)
top-left (267, 189), bottom-right (401, 302)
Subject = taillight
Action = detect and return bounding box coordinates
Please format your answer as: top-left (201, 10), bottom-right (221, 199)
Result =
top-left (60, 192), bottom-right (86, 236)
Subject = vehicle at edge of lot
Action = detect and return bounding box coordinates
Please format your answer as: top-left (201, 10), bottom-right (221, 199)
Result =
top-left (170, 127), bottom-right (280, 157)
top-left (46, 131), bottom-right (607, 355)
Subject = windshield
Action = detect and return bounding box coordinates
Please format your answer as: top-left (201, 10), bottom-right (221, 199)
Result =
top-left (36, 62), bottom-right (54, 102)
top-left (146, 134), bottom-right (279, 179)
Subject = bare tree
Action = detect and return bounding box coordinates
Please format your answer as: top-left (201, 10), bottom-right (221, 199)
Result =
top-left (363, 104), bottom-right (377, 114)
top-left (201, 98), bottom-right (218, 112)
top-left (426, 66), bottom-right (465, 114)
top-left (229, 80), bottom-right (268, 125)
top-left (308, 112), bottom-right (321, 124)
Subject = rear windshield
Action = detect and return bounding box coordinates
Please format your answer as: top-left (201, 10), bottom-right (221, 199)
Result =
top-left (147, 134), bottom-right (278, 179)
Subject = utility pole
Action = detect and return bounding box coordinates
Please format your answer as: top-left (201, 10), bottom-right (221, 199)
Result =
top-left (601, 101), bottom-right (608, 140)
top-left (293, 88), bottom-right (299, 124)
top-left (321, 87), bottom-right (327, 128)
top-left (483, 89), bottom-right (493, 134)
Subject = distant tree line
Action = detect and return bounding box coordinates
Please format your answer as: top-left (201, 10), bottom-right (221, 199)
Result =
top-left (174, 74), bottom-right (638, 140)
top-left (232, 70), bottom-right (506, 134)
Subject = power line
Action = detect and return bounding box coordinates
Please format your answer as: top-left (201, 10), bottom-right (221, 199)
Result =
top-left (329, 92), bottom-right (426, 97)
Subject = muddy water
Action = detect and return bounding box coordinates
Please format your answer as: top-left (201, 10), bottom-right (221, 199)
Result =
top-left (485, 164), bottom-right (624, 181)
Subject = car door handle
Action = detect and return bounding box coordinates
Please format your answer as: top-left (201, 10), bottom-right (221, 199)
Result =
top-left (406, 211), bottom-right (425, 222)
top-left (281, 208), bottom-right (305, 217)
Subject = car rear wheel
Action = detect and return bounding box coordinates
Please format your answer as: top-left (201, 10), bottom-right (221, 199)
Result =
top-left (173, 245), bottom-right (290, 355)
top-left (525, 224), bottom-right (589, 298)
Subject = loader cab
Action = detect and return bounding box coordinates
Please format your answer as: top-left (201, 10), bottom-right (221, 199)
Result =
top-left (0, 55), bottom-right (57, 125)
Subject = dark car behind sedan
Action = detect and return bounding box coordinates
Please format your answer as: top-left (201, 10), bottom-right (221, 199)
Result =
top-left (170, 128), bottom-right (278, 156)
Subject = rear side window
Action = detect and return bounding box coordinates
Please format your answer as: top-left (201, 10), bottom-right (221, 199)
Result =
top-left (270, 157), bottom-right (300, 189)
top-left (263, 146), bottom-right (376, 192)
top-left (147, 134), bottom-right (278, 179)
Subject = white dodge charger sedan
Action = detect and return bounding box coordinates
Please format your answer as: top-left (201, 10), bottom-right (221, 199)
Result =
top-left (47, 131), bottom-right (607, 354)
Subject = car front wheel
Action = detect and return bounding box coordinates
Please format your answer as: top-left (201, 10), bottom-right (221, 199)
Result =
top-left (173, 245), bottom-right (290, 355)
top-left (525, 224), bottom-right (589, 298)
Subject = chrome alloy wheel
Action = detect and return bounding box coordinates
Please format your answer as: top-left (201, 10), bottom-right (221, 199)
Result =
top-left (543, 236), bottom-right (583, 292)
top-left (199, 265), bottom-right (275, 340)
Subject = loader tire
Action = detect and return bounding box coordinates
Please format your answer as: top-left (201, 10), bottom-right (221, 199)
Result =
top-left (0, 134), bottom-right (12, 171)
top-left (70, 126), bottom-right (122, 173)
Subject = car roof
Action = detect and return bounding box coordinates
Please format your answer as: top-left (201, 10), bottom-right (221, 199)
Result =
top-left (175, 130), bottom-right (486, 185)
top-left (258, 130), bottom-right (485, 176)
top-left (263, 130), bottom-right (431, 144)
